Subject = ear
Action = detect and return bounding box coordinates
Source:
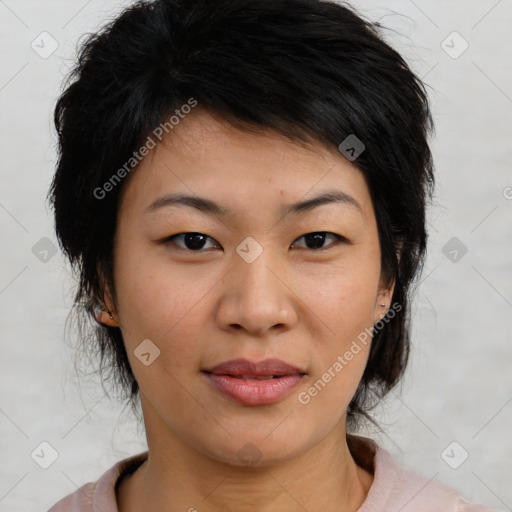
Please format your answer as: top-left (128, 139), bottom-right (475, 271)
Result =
top-left (373, 245), bottom-right (400, 324)
top-left (94, 270), bottom-right (119, 327)
top-left (373, 277), bottom-right (395, 324)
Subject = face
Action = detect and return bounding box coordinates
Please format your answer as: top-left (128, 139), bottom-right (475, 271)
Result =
top-left (100, 108), bottom-right (394, 467)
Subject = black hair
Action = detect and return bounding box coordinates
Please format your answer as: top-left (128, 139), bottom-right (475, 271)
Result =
top-left (48, 0), bottom-right (435, 430)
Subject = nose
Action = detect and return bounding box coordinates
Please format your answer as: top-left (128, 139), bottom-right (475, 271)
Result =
top-left (216, 249), bottom-right (298, 337)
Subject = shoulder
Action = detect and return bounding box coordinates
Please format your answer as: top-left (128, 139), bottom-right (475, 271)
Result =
top-left (382, 457), bottom-right (499, 512)
top-left (348, 435), bottom-right (500, 512)
top-left (47, 482), bottom-right (96, 512)
top-left (46, 452), bottom-right (148, 512)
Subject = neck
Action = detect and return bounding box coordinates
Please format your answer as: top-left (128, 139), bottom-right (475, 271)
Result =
top-left (117, 406), bottom-right (374, 512)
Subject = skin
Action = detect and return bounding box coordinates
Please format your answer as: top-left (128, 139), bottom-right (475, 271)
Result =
top-left (98, 108), bottom-right (394, 512)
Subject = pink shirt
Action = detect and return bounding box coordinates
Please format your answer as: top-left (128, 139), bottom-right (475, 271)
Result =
top-left (47, 436), bottom-right (499, 511)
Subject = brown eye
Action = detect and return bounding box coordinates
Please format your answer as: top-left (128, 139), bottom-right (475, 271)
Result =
top-left (164, 232), bottom-right (220, 251)
top-left (291, 232), bottom-right (345, 250)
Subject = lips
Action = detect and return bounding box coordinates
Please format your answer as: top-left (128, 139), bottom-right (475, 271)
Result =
top-left (203, 357), bottom-right (307, 378)
top-left (202, 358), bottom-right (307, 406)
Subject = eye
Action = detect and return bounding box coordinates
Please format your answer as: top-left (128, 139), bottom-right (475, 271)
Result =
top-left (291, 231), bottom-right (346, 250)
top-left (163, 232), bottom-right (220, 251)
top-left (162, 231), bottom-right (346, 253)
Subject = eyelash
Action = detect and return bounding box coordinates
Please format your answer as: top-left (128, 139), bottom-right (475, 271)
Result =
top-left (161, 231), bottom-right (347, 252)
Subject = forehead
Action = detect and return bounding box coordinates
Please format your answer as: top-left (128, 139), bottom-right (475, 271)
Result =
top-left (158, 108), bottom-right (331, 172)
top-left (117, 108), bottom-right (374, 222)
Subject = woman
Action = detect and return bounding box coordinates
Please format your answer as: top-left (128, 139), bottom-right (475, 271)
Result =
top-left (47, 0), bottom-right (498, 510)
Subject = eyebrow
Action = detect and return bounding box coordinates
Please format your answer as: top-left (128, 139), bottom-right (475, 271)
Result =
top-left (144, 188), bottom-right (362, 217)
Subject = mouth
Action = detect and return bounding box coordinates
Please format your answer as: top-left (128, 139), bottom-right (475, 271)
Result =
top-left (203, 357), bottom-right (307, 378)
top-left (204, 374), bottom-right (296, 380)
top-left (201, 358), bottom-right (307, 406)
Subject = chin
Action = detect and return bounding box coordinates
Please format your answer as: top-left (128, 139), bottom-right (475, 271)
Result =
top-left (196, 428), bottom-right (309, 469)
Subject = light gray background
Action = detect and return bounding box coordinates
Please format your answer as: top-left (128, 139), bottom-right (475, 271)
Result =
top-left (1, 1), bottom-right (511, 510)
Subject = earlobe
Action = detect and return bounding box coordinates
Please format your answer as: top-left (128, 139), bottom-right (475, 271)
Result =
top-left (93, 278), bottom-right (119, 327)
top-left (374, 300), bottom-right (389, 323)
top-left (374, 244), bottom-right (400, 322)
top-left (94, 266), bottom-right (119, 326)
top-left (93, 304), bottom-right (118, 326)
top-left (373, 279), bottom-right (395, 323)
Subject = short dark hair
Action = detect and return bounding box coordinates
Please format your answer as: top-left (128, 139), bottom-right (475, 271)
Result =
top-left (48, 0), bottom-right (435, 429)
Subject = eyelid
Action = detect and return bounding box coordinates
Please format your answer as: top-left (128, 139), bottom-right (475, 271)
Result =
top-left (291, 232), bottom-right (346, 250)
top-left (161, 232), bottom-right (220, 251)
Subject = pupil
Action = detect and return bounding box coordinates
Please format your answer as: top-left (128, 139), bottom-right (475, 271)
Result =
top-left (185, 233), bottom-right (207, 250)
top-left (305, 232), bottom-right (325, 249)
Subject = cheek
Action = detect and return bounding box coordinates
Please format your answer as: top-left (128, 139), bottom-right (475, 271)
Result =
top-left (114, 258), bottom-right (204, 408)
top-left (297, 274), bottom-right (375, 415)
top-left (295, 248), bottom-right (381, 332)
top-left (292, 248), bottom-right (379, 401)
top-left (113, 243), bottom-right (221, 378)
top-left (114, 237), bottom-right (191, 330)
top-left (115, 241), bottom-right (186, 364)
